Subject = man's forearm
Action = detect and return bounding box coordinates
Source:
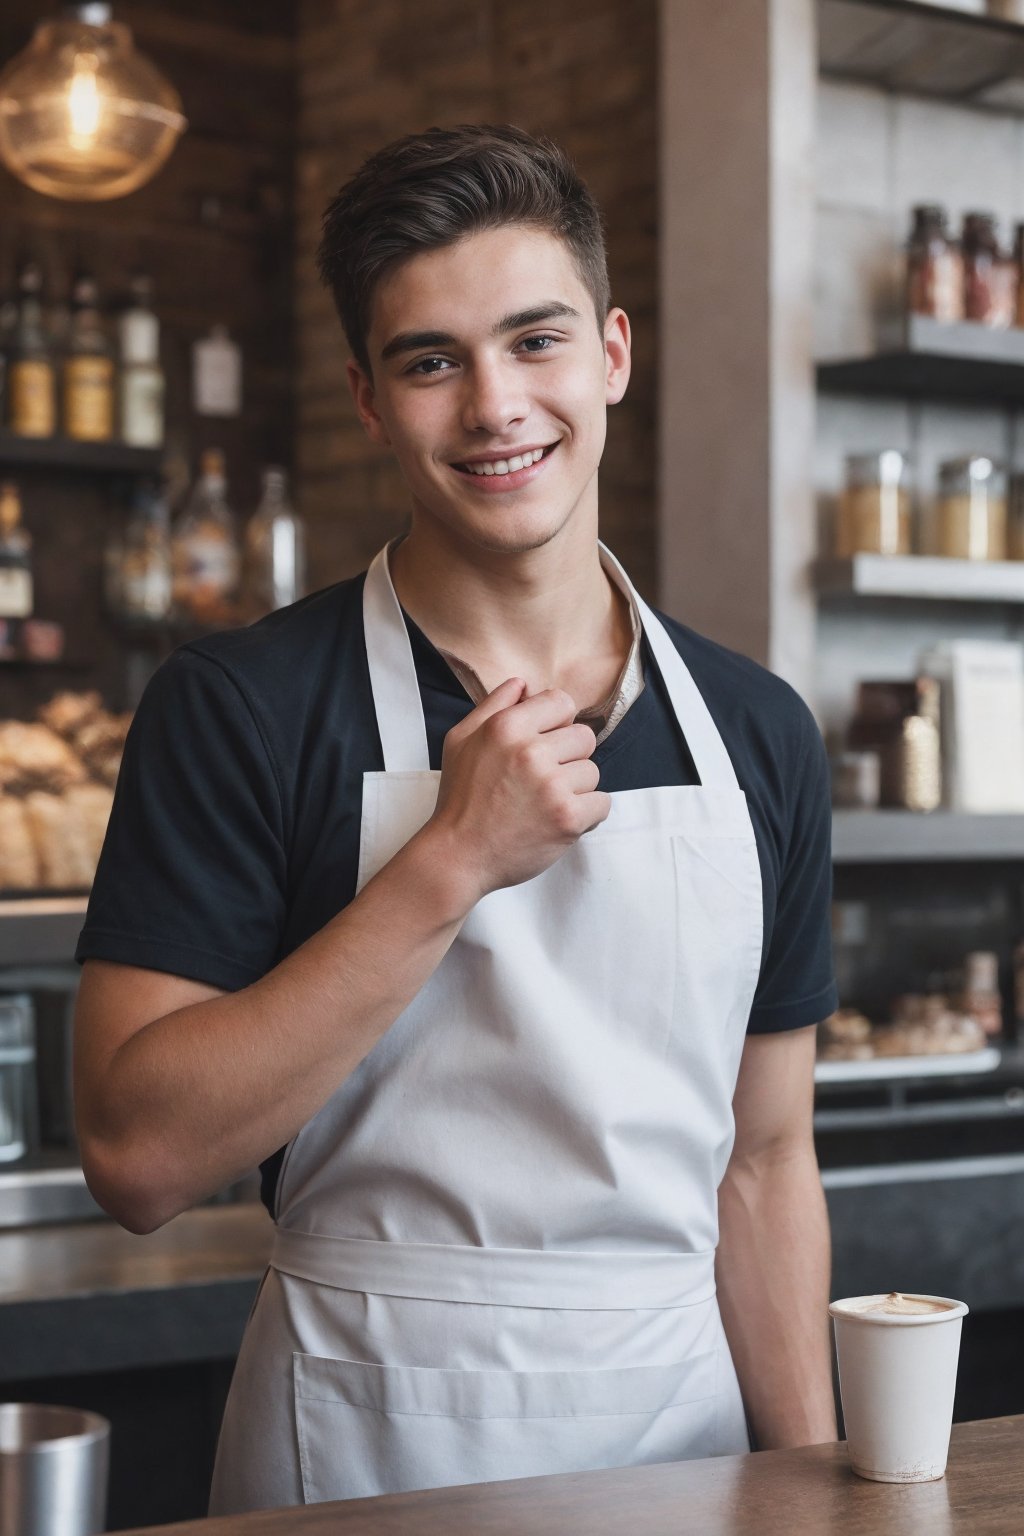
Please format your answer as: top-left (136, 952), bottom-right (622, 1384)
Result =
top-left (77, 821), bottom-right (478, 1231)
top-left (715, 1142), bottom-right (837, 1450)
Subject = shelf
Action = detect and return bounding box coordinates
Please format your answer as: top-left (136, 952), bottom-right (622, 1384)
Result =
top-left (0, 434), bottom-right (162, 476)
top-left (0, 658), bottom-right (92, 671)
top-left (819, 0), bottom-right (1024, 112)
top-left (815, 1045), bottom-right (1002, 1082)
top-left (833, 809), bottom-right (1024, 860)
top-left (814, 552), bottom-right (1024, 601)
top-left (0, 896), bottom-right (89, 967)
top-left (818, 315), bottom-right (1024, 401)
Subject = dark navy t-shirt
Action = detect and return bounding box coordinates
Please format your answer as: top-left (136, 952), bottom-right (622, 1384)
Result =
top-left (77, 570), bottom-right (837, 1212)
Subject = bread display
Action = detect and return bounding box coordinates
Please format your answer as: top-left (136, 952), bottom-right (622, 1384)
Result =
top-left (0, 795), bottom-right (41, 889)
top-left (0, 691), bottom-right (129, 894)
top-left (818, 996), bottom-right (987, 1062)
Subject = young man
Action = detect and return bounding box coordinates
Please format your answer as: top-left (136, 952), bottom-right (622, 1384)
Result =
top-left (74, 125), bottom-right (838, 1513)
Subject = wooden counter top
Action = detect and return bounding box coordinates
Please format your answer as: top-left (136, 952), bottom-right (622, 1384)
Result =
top-left (0, 1203), bottom-right (272, 1305)
top-left (123, 1415), bottom-right (1023, 1535)
top-left (0, 1203), bottom-right (272, 1381)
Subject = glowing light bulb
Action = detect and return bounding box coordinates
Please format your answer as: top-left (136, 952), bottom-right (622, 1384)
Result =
top-left (68, 55), bottom-right (101, 146)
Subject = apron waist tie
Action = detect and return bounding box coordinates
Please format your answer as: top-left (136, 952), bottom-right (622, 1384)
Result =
top-left (271, 1228), bottom-right (718, 1311)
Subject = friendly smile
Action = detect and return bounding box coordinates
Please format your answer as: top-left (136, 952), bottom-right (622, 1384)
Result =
top-left (450, 442), bottom-right (559, 487)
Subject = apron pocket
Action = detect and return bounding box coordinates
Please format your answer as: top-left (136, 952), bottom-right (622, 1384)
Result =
top-left (293, 1349), bottom-right (719, 1502)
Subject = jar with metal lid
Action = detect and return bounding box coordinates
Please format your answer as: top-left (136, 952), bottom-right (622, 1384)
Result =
top-left (906, 205), bottom-right (963, 324)
top-left (935, 456), bottom-right (1007, 560)
top-left (835, 450), bottom-right (912, 558)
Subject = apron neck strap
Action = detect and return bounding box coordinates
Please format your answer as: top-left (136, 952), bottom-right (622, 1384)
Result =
top-left (363, 543), bottom-right (431, 772)
top-left (362, 539), bottom-right (741, 790)
top-left (597, 544), bottom-right (741, 792)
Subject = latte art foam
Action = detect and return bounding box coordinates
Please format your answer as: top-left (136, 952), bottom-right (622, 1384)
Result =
top-left (833, 1292), bottom-right (955, 1318)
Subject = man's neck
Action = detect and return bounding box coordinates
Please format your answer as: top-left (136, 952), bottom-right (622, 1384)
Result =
top-left (388, 518), bottom-right (631, 702)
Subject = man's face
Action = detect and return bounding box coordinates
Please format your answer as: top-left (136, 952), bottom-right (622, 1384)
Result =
top-left (348, 225), bottom-right (631, 557)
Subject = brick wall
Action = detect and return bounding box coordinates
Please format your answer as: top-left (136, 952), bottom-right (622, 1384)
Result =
top-left (294, 0), bottom-right (658, 594)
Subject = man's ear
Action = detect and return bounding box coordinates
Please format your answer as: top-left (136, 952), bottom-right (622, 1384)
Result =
top-left (604, 308), bottom-right (631, 406)
top-left (346, 359), bottom-right (391, 447)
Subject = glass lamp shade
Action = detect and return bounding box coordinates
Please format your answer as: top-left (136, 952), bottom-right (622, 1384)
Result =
top-left (0, 5), bottom-right (186, 201)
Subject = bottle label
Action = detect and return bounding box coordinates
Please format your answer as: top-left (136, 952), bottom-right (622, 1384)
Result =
top-left (0, 567), bottom-right (32, 619)
top-left (193, 333), bottom-right (242, 416)
top-left (64, 357), bottom-right (115, 441)
top-left (121, 369), bottom-right (165, 448)
top-left (10, 361), bottom-right (55, 437)
top-left (173, 528), bottom-right (240, 613)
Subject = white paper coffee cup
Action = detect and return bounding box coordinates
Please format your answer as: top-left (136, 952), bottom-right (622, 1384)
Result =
top-left (829, 1292), bottom-right (968, 1483)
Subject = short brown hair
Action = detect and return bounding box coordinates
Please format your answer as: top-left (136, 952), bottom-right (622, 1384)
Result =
top-left (316, 124), bottom-right (610, 375)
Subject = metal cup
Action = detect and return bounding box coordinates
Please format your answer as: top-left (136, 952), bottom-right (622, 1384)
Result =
top-left (0, 1404), bottom-right (110, 1536)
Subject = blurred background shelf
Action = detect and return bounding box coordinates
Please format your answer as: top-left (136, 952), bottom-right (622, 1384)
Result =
top-left (819, 0), bottom-right (1024, 111)
top-left (832, 810), bottom-right (1024, 861)
top-left (815, 1045), bottom-right (1001, 1081)
top-left (0, 434), bottom-right (162, 476)
top-left (817, 315), bottom-right (1024, 401)
top-left (814, 552), bottom-right (1024, 601)
top-left (0, 896), bottom-right (89, 967)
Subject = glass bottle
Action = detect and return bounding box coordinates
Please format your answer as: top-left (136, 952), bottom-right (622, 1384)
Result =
top-left (62, 271), bottom-right (115, 442)
top-left (243, 466), bottom-right (307, 618)
top-left (906, 205), bottom-right (963, 324)
top-left (0, 482), bottom-right (33, 619)
top-left (117, 272), bottom-right (164, 448)
top-left (7, 259), bottom-right (55, 438)
top-left (112, 480), bottom-right (172, 622)
top-left (171, 448), bottom-right (241, 625)
top-left (962, 212), bottom-right (1015, 328)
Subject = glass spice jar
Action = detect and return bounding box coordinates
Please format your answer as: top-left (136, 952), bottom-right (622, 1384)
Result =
top-left (935, 456), bottom-right (1007, 560)
top-left (835, 450), bottom-right (912, 558)
top-left (962, 212), bottom-right (1016, 328)
top-left (906, 205), bottom-right (964, 324)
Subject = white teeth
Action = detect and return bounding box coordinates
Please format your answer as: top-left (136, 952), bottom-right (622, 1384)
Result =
top-left (462, 447), bottom-right (548, 475)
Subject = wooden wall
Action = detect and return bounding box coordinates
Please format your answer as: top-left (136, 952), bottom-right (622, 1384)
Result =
top-left (293, 0), bottom-right (659, 596)
top-left (0, 1), bottom-right (295, 714)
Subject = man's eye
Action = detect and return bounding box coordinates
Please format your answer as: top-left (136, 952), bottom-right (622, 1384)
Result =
top-left (409, 356), bottom-right (453, 376)
top-left (519, 335), bottom-right (556, 354)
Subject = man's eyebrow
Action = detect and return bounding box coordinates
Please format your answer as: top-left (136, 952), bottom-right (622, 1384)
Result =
top-left (379, 302), bottom-right (581, 363)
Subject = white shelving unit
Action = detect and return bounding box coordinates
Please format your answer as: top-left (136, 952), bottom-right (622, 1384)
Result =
top-left (815, 554), bottom-right (1024, 602)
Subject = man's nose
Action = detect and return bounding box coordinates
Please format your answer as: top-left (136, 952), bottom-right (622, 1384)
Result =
top-left (460, 358), bottom-right (528, 435)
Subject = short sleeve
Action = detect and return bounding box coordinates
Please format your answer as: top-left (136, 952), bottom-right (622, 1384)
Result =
top-left (76, 646), bottom-right (288, 991)
top-left (747, 708), bottom-right (838, 1033)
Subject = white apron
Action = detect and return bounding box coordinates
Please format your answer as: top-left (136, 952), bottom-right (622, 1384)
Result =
top-left (209, 541), bottom-right (764, 1513)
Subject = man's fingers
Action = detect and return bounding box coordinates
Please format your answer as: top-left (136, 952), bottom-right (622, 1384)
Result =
top-left (459, 677), bottom-right (528, 731)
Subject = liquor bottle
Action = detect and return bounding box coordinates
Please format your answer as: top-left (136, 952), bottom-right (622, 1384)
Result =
top-left (7, 260), bottom-right (56, 439)
top-left (109, 480), bottom-right (172, 622)
top-left (0, 290), bottom-right (16, 431)
top-left (62, 271), bottom-right (115, 442)
top-left (243, 466), bottom-right (307, 618)
top-left (118, 273), bottom-right (164, 448)
top-left (0, 482), bottom-right (33, 619)
top-left (171, 449), bottom-right (241, 625)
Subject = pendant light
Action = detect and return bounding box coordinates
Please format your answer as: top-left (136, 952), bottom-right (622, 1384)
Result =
top-left (0, 4), bottom-right (186, 202)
